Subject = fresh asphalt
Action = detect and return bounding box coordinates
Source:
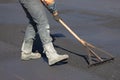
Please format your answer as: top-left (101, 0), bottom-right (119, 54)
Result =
top-left (0, 0), bottom-right (120, 80)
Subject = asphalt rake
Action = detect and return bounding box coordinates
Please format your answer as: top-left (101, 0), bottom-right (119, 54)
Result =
top-left (41, 0), bottom-right (115, 67)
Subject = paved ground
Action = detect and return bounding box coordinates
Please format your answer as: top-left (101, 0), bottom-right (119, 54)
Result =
top-left (0, 0), bottom-right (120, 80)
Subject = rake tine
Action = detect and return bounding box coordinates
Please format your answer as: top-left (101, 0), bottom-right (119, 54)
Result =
top-left (86, 44), bottom-right (104, 62)
top-left (86, 47), bottom-right (92, 65)
top-left (85, 44), bottom-right (102, 65)
top-left (88, 57), bottom-right (114, 67)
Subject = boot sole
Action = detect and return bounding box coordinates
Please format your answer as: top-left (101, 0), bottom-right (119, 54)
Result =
top-left (49, 56), bottom-right (69, 66)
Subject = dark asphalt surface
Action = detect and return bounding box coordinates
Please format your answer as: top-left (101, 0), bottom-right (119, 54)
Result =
top-left (0, 0), bottom-right (120, 80)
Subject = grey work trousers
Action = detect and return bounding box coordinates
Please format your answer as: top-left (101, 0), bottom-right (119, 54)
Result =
top-left (19, 0), bottom-right (52, 53)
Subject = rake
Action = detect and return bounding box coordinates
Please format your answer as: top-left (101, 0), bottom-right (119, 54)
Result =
top-left (41, 1), bottom-right (115, 66)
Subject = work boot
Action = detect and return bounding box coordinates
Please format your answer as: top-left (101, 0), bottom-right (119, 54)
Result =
top-left (43, 43), bottom-right (69, 66)
top-left (21, 52), bottom-right (41, 60)
top-left (21, 39), bottom-right (41, 60)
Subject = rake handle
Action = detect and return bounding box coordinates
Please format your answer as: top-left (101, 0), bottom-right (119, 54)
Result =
top-left (59, 19), bottom-right (86, 45)
top-left (59, 19), bottom-right (98, 48)
top-left (59, 19), bottom-right (104, 61)
top-left (41, 0), bottom-right (93, 47)
top-left (41, 0), bottom-right (90, 46)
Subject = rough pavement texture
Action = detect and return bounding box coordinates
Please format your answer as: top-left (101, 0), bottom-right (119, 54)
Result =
top-left (0, 0), bottom-right (120, 80)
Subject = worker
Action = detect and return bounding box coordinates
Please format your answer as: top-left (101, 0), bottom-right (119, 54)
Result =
top-left (18, 0), bottom-right (69, 66)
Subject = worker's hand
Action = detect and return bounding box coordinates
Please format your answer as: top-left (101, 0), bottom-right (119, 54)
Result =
top-left (53, 11), bottom-right (60, 21)
top-left (41, 0), bottom-right (60, 21)
top-left (53, 10), bottom-right (58, 16)
top-left (42, 0), bottom-right (58, 14)
top-left (41, 0), bottom-right (55, 5)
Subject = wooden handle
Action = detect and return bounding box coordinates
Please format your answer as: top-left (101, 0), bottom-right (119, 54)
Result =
top-left (59, 19), bottom-right (86, 45)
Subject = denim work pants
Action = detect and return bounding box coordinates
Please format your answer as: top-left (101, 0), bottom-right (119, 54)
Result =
top-left (19, 0), bottom-right (52, 53)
